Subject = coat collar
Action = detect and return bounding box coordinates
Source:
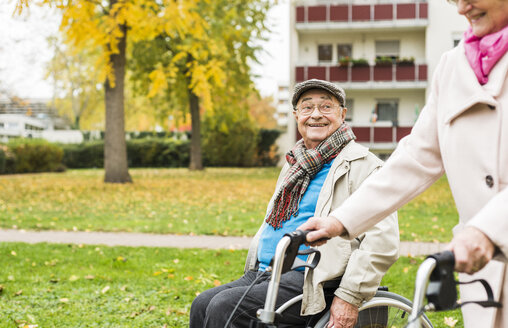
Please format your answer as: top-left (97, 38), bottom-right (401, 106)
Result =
top-left (443, 42), bottom-right (507, 124)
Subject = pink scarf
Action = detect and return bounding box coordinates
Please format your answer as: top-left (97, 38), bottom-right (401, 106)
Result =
top-left (464, 25), bottom-right (508, 85)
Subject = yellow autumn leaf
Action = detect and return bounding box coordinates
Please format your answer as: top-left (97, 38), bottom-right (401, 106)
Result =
top-left (444, 316), bottom-right (458, 327)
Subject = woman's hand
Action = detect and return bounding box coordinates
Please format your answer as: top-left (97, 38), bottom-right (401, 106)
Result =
top-left (446, 226), bottom-right (495, 274)
top-left (298, 216), bottom-right (346, 246)
top-left (327, 297), bottom-right (358, 328)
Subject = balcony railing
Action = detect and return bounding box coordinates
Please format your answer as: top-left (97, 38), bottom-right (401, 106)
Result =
top-left (296, 2), bottom-right (428, 24)
top-left (295, 122), bottom-right (413, 149)
top-left (296, 64), bottom-right (427, 84)
top-left (352, 124), bottom-right (412, 145)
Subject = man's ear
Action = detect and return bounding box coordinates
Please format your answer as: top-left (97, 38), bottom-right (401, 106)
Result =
top-left (293, 110), bottom-right (298, 120)
top-left (341, 107), bottom-right (348, 121)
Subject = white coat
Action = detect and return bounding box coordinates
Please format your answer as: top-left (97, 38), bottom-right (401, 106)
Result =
top-left (332, 42), bottom-right (508, 327)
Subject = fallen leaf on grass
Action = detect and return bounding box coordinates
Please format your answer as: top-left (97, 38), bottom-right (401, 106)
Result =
top-left (59, 298), bottom-right (69, 303)
top-left (85, 275), bottom-right (95, 280)
top-left (101, 286), bottom-right (110, 294)
top-left (184, 276), bottom-right (193, 281)
top-left (444, 316), bottom-right (458, 327)
top-left (68, 275), bottom-right (79, 282)
top-left (10, 251), bottom-right (17, 256)
top-left (14, 290), bottom-right (22, 296)
top-left (213, 280), bottom-right (221, 287)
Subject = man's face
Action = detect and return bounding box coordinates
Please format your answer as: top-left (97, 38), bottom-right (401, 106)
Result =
top-left (293, 89), bottom-right (347, 149)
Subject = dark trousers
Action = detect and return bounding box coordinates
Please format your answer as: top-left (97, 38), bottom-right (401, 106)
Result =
top-left (189, 270), bottom-right (307, 328)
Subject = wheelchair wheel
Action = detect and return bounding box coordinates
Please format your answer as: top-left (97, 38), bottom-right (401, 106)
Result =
top-left (312, 290), bottom-right (433, 328)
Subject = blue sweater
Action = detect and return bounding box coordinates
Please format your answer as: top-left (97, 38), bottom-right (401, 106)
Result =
top-left (257, 160), bottom-right (333, 271)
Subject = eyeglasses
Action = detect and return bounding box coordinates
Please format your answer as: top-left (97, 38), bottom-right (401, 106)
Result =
top-left (296, 101), bottom-right (341, 116)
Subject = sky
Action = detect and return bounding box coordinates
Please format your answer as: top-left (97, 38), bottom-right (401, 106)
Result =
top-left (0, 1), bottom-right (289, 100)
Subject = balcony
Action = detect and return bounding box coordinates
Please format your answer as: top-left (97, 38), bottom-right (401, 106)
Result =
top-left (295, 1), bottom-right (428, 31)
top-left (352, 123), bottom-right (413, 151)
top-left (295, 63), bottom-right (427, 89)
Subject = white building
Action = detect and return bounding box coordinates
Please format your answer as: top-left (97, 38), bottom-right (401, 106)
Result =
top-left (0, 114), bottom-right (45, 141)
top-left (274, 83), bottom-right (291, 128)
top-left (0, 100), bottom-right (83, 144)
top-left (288, 0), bottom-right (468, 157)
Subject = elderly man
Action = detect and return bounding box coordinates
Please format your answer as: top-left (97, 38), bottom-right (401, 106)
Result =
top-left (189, 79), bottom-right (399, 328)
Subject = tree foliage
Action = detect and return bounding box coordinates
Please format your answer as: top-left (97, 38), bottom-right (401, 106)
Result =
top-left (16, 0), bottom-right (211, 181)
top-left (129, 0), bottom-right (272, 169)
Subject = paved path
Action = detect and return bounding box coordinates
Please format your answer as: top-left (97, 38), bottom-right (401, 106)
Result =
top-left (0, 229), bottom-right (447, 257)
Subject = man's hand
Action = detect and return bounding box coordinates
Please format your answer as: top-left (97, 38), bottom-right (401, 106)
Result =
top-left (298, 216), bottom-right (345, 246)
top-left (446, 226), bottom-right (495, 274)
top-left (327, 296), bottom-right (358, 328)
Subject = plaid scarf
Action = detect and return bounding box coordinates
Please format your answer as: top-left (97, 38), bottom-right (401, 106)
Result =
top-left (266, 123), bottom-right (356, 229)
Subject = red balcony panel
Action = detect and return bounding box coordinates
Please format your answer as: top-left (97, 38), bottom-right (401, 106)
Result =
top-left (397, 3), bottom-right (416, 19)
top-left (396, 65), bottom-right (415, 81)
top-left (352, 5), bottom-right (370, 21)
top-left (330, 5), bottom-right (349, 21)
top-left (351, 66), bottom-right (370, 82)
top-left (308, 5), bottom-right (327, 22)
top-left (296, 6), bottom-right (305, 22)
top-left (353, 127), bottom-right (370, 142)
top-left (419, 3), bottom-right (428, 18)
top-left (374, 66), bottom-right (393, 81)
top-left (418, 65), bottom-right (428, 81)
top-left (374, 4), bottom-right (393, 20)
top-left (374, 127), bottom-right (393, 142)
top-left (308, 66), bottom-right (327, 80)
top-left (296, 67), bottom-right (305, 82)
top-left (330, 66), bottom-right (348, 82)
top-left (396, 127), bottom-right (412, 141)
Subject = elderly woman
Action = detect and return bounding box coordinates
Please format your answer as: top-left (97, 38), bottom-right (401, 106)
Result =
top-left (190, 80), bottom-right (398, 328)
top-left (300, 0), bottom-right (508, 327)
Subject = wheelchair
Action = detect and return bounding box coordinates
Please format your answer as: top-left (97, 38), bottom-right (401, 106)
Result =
top-left (249, 230), bottom-right (433, 328)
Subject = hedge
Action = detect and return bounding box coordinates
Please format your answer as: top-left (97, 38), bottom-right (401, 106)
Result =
top-left (62, 139), bottom-right (190, 169)
top-left (0, 140), bottom-right (64, 174)
top-left (0, 129), bottom-right (281, 173)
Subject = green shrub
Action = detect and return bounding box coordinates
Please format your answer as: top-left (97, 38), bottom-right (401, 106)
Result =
top-left (62, 141), bottom-right (104, 168)
top-left (127, 139), bottom-right (190, 167)
top-left (62, 139), bottom-right (190, 168)
top-left (0, 147), bottom-right (5, 174)
top-left (256, 129), bottom-right (281, 166)
top-left (202, 113), bottom-right (259, 167)
top-left (7, 140), bottom-right (64, 173)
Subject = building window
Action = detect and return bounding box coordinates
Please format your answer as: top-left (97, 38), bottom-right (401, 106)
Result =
top-left (375, 40), bottom-right (400, 60)
top-left (344, 98), bottom-right (353, 122)
top-left (0, 122), bottom-right (4, 128)
top-left (318, 44), bottom-right (332, 62)
top-left (376, 100), bottom-right (398, 125)
top-left (337, 44), bottom-right (352, 60)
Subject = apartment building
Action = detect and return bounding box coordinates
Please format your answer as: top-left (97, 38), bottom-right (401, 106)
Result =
top-left (288, 0), bottom-right (468, 157)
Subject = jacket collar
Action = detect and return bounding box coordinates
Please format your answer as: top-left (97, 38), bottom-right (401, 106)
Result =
top-left (331, 140), bottom-right (369, 168)
top-left (443, 43), bottom-right (507, 124)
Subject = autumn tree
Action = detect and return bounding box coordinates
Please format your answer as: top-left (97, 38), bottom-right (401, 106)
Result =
top-left (16, 0), bottom-right (207, 182)
top-left (129, 0), bottom-right (272, 170)
top-left (46, 36), bottom-right (103, 129)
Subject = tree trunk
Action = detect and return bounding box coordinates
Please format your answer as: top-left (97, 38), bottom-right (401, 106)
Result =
top-left (188, 88), bottom-right (203, 170)
top-left (104, 14), bottom-right (132, 183)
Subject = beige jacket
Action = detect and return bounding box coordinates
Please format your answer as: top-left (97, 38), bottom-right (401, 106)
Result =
top-left (333, 42), bottom-right (508, 327)
top-left (244, 141), bottom-right (399, 315)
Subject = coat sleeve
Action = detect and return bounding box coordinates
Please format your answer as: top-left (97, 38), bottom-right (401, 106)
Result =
top-left (335, 164), bottom-right (400, 306)
top-left (330, 54), bottom-right (448, 239)
top-left (467, 187), bottom-right (508, 262)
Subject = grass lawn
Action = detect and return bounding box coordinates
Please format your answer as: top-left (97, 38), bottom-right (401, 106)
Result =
top-left (0, 242), bottom-right (463, 328)
top-left (0, 168), bottom-right (458, 242)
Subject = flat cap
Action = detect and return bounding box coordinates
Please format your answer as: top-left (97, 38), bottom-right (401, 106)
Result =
top-left (292, 79), bottom-right (346, 108)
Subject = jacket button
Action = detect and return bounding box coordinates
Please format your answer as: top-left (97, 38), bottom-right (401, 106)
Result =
top-left (488, 105), bottom-right (495, 110)
top-left (485, 175), bottom-right (494, 188)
